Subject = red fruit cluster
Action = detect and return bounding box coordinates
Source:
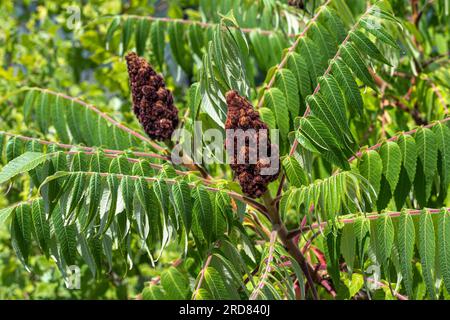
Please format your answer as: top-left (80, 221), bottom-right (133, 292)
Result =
top-left (126, 52), bottom-right (179, 141)
top-left (225, 91), bottom-right (279, 198)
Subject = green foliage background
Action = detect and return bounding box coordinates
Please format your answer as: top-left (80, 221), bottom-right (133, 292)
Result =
top-left (0, 0), bottom-right (193, 300)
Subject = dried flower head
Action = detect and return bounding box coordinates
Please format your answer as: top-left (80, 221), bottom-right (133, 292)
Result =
top-left (126, 52), bottom-right (179, 141)
top-left (225, 90), bottom-right (280, 198)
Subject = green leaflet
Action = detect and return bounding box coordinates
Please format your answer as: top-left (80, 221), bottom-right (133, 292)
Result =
top-left (189, 83), bottom-right (202, 122)
top-left (433, 123), bottom-right (450, 190)
top-left (6, 136), bottom-right (24, 162)
top-left (31, 199), bottom-right (50, 256)
top-left (142, 285), bottom-right (166, 300)
top-left (250, 31), bottom-right (272, 72)
top-left (84, 173), bottom-right (103, 230)
top-left (161, 267), bottom-right (190, 300)
top-left (320, 7), bottom-right (347, 43)
top-left (172, 180), bottom-right (193, 234)
top-left (24, 90), bottom-right (139, 150)
top-left (263, 88), bottom-right (290, 141)
top-left (438, 209), bottom-right (450, 294)
top-left (318, 75), bottom-right (354, 146)
top-left (204, 266), bottom-right (236, 299)
top-left (188, 23), bottom-right (205, 58)
top-left (105, 16), bottom-right (120, 51)
top-left (415, 128), bottom-right (438, 202)
top-left (396, 209), bottom-right (415, 298)
top-left (358, 150), bottom-right (383, 196)
top-left (120, 175), bottom-right (135, 219)
top-left (53, 95), bottom-right (70, 143)
top-left (298, 37), bottom-right (324, 88)
top-left (23, 89), bottom-right (37, 121)
top-left (340, 42), bottom-right (377, 90)
top-left (37, 92), bottom-right (51, 134)
top-left (135, 177), bottom-right (160, 244)
top-left (418, 210), bottom-right (436, 299)
top-left (150, 20), bottom-right (165, 69)
top-left (324, 227), bottom-right (341, 286)
top-left (330, 59), bottom-right (364, 116)
top-left (0, 152), bottom-right (52, 185)
top-left (286, 52), bottom-right (310, 111)
top-left (109, 156), bottom-right (132, 175)
top-left (340, 223), bottom-right (356, 275)
top-left (360, 18), bottom-right (400, 49)
top-left (192, 186), bottom-right (213, 243)
top-left (52, 205), bottom-right (78, 266)
top-left (168, 21), bottom-right (192, 75)
top-left (90, 151), bottom-right (110, 173)
top-left (350, 30), bottom-right (390, 65)
top-left (379, 141), bottom-right (402, 193)
top-left (282, 156), bottom-right (308, 187)
top-left (258, 107), bottom-right (276, 130)
top-left (78, 232), bottom-right (98, 277)
top-left (307, 94), bottom-right (346, 147)
top-left (101, 174), bottom-right (119, 235)
top-left (132, 160), bottom-right (155, 177)
top-left (121, 18), bottom-right (135, 55)
top-left (212, 192), bottom-right (228, 240)
top-left (375, 214), bottom-right (394, 273)
top-left (397, 134), bottom-right (418, 183)
top-left (11, 203), bottom-right (32, 266)
top-left (70, 152), bottom-right (90, 172)
top-left (135, 18), bottom-right (150, 56)
top-left (309, 21), bottom-right (336, 63)
top-left (297, 116), bottom-right (348, 169)
top-left (0, 206), bottom-right (15, 225)
top-left (274, 68), bottom-right (300, 121)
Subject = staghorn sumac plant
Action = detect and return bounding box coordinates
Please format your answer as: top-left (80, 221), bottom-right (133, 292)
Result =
top-left (0, 0), bottom-right (449, 301)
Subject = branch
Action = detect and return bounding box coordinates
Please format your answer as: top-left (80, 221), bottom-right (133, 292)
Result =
top-left (9, 87), bottom-right (211, 179)
top-left (192, 242), bottom-right (219, 300)
top-left (261, 192), bottom-right (319, 300)
top-left (348, 116), bottom-right (450, 162)
top-left (249, 230), bottom-right (278, 300)
top-left (0, 132), bottom-right (213, 184)
top-left (29, 87), bottom-right (165, 153)
top-left (0, 131), bottom-right (168, 161)
top-left (53, 171), bottom-right (268, 217)
top-left (294, 208), bottom-right (450, 234)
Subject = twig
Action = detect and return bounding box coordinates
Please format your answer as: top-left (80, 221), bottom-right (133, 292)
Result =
top-left (249, 230), bottom-right (278, 300)
top-left (262, 192), bottom-right (319, 300)
top-left (192, 243), bottom-right (218, 300)
top-left (297, 208), bottom-right (450, 233)
top-left (53, 170), bottom-right (268, 216)
top-left (348, 117), bottom-right (450, 162)
top-left (31, 87), bottom-right (165, 153)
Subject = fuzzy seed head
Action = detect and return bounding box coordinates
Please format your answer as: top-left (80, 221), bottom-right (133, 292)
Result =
top-left (126, 52), bottom-right (179, 141)
top-left (225, 90), bottom-right (280, 198)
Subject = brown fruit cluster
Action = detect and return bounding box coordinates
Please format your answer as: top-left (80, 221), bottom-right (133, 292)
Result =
top-left (225, 91), bottom-right (279, 198)
top-left (288, 0), bottom-right (304, 8)
top-left (126, 52), bottom-right (179, 141)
